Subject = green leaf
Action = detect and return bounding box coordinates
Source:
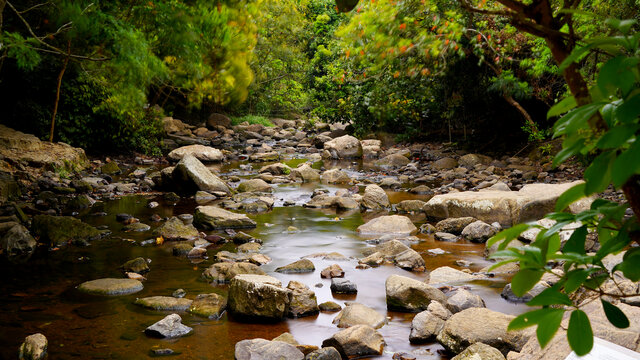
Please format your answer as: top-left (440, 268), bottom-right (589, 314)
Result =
top-left (553, 138), bottom-right (585, 167)
top-left (564, 269), bottom-right (591, 294)
top-left (508, 309), bottom-right (551, 330)
top-left (335, 0), bottom-right (359, 12)
top-left (527, 287), bottom-right (572, 306)
top-left (583, 151), bottom-right (615, 194)
top-left (596, 124), bottom-right (640, 149)
top-left (611, 140), bottom-right (640, 187)
top-left (548, 96), bottom-right (577, 119)
top-left (596, 229), bottom-right (631, 261)
top-left (568, 310), bottom-right (593, 356)
top-left (601, 299), bottom-right (630, 329)
top-left (537, 309), bottom-right (566, 349)
top-left (553, 103), bottom-right (603, 137)
top-left (487, 258), bottom-right (520, 272)
top-left (614, 248), bottom-right (640, 282)
top-left (511, 269), bottom-right (544, 297)
top-left (615, 94), bottom-right (640, 124)
top-left (486, 223), bottom-right (532, 249)
top-left (555, 183), bottom-right (586, 212)
top-left (598, 56), bottom-right (635, 96)
top-left (563, 225), bottom-right (588, 255)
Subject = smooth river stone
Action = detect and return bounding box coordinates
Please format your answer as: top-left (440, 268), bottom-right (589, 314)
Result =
top-left (134, 296), bottom-right (193, 311)
top-left (77, 278), bottom-right (143, 296)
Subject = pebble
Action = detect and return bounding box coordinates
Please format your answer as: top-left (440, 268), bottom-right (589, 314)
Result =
top-left (173, 289), bottom-right (186, 298)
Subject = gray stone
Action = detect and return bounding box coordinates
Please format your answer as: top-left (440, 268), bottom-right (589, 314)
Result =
top-left (194, 206), bottom-right (256, 229)
top-left (357, 215), bottom-right (417, 236)
top-left (332, 303), bottom-right (386, 329)
top-left (134, 296), bottom-right (193, 311)
top-left (228, 274), bottom-right (291, 320)
top-left (78, 278), bottom-right (143, 296)
top-left (386, 274), bottom-right (446, 312)
top-left (287, 281), bottom-right (319, 318)
top-left (435, 217), bottom-right (477, 234)
top-left (290, 163), bottom-right (321, 183)
top-left (330, 278), bottom-right (357, 294)
top-left (409, 310), bottom-right (445, 343)
top-left (305, 347), bottom-right (342, 360)
top-left (323, 135), bottom-right (363, 159)
top-left (452, 343), bottom-right (505, 360)
top-left (154, 216), bottom-right (199, 241)
top-left (1, 224), bottom-right (36, 259)
top-left (276, 259), bottom-right (315, 274)
top-left (235, 338), bottom-right (304, 360)
top-left (321, 325), bottom-right (384, 359)
top-left (237, 179), bottom-right (272, 193)
top-left (144, 314), bottom-right (192, 339)
top-left (321, 169), bottom-right (351, 184)
top-left (172, 154), bottom-right (231, 194)
top-left (168, 145), bottom-right (224, 162)
top-left (361, 184), bottom-right (390, 210)
top-left (428, 266), bottom-right (480, 285)
top-left (18, 333), bottom-right (47, 360)
top-left (188, 293), bottom-right (227, 319)
top-left (396, 200), bottom-right (427, 213)
top-left (446, 289), bottom-right (486, 313)
top-left (462, 221), bottom-right (498, 243)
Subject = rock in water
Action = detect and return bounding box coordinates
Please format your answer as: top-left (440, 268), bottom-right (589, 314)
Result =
top-left (276, 259), bottom-right (315, 274)
top-left (386, 274), bottom-right (446, 312)
top-left (409, 310), bottom-right (445, 343)
top-left (122, 257), bottom-right (149, 274)
top-left (323, 135), bottom-right (363, 159)
top-left (237, 179), bottom-right (272, 193)
top-left (228, 274), bottom-right (291, 321)
top-left (144, 314), bottom-right (192, 339)
top-left (31, 215), bottom-right (106, 247)
top-left (332, 303), bottom-right (386, 329)
top-left (290, 163), bottom-right (321, 183)
top-left (194, 206), bottom-right (256, 229)
top-left (168, 145), bottom-right (224, 162)
top-left (134, 296), bottom-right (193, 311)
top-left (436, 308), bottom-right (530, 356)
top-left (321, 264), bottom-right (345, 278)
top-left (172, 154), bottom-right (231, 194)
top-left (330, 278), bottom-right (357, 294)
top-left (153, 216), bottom-right (199, 241)
top-left (1, 223), bottom-right (36, 260)
top-left (446, 289), bottom-right (485, 313)
top-left (356, 215), bottom-right (417, 235)
top-left (188, 293), bottom-right (227, 319)
top-left (18, 333), bottom-right (47, 360)
top-left (77, 278), bottom-right (143, 296)
top-left (451, 343), bottom-right (505, 360)
top-left (287, 281), bottom-right (319, 318)
top-left (321, 325), bottom-right (384, 359)
top-left (361, 184), bottom-right (390, 210)
top-left (305, 347), bottom-right (342, 360)
top-left (235, 338), bottom-right (304, 360)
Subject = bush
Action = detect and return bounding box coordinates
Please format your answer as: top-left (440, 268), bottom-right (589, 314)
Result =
top-left (230, 115), bottom-right (275, 127)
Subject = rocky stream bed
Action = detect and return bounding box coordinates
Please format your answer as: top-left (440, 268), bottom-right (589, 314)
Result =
top-left (1, 117), bottom-right (639, 360)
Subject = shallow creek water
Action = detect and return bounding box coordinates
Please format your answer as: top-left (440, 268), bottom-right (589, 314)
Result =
top-left (0, 160), bottom-right (528, 359)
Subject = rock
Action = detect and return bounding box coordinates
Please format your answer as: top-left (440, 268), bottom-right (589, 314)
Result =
top-left (259, 163), bottom-right (292, 175)
top-left (134, 296), bottom-right (193, 311)
top-left (101, 161), bottom-right (121, 175)
top-left (386, 274), bottom-right (446, 312)
top-left (452, 343), bottom-right (505, 360)
top-left (446, 289), bottom-right (486, 313)
top-left (168, 145), bottom-right (224, 162)
top-left (195, 190), bottom-right (217, 204)
top-left (0, 125), bottom-right (88, 172)
top-left (462, 221), bottom-right (498, 243)
top-left (376, 153), bottom-right (410, 168)
top-left (409, 310), bottom-right (445, 343)
top-left (194, 206), bottom-right (256, 229)
top-left (332, 303), bottom-right (386, 329)
top-left (228, 274), bottom-right (291, 321)
top-left (188, 293), bottom-right (227, 319)
top-left (32, 215), bottom-right (105, 247)
top-left (250, 151), bottom-right (279, 162)
top-left (424, 181), bottom-right (593, 227)
top-left (287, 281), bottom-right (319, 318)
top-left (321, 169), bottom-right (351, 184)
top-left (459, 154), bottom-right (492, 168)
top-left (78, 278), bottom-right (143, 296)
top-left (434, 232), bottom-right (459, 242)
top-left (207, 113), bottom-right (231, 128)
top-left (235, 338), bottom-right (304, 360)
top-left (323, 135), bottom-right (363, 159)
top-left (202, 262), bottom-right (266, 283)
top-left (173, 289), bottom-right (186, 298)
top-left (330, 278), bottom-right (357, 294)
top-left (18, 333), bottom-right (47, 360)
top-left (290, 163), bottom-right (320, 182)
top-left (154, 216), bottom-right (199, 241)
top-left (276, 259), bottom-right (315, 274)
top-left (428, 266), bottom-right (480, 285)
top-left (1, 223), bottom-right (36, 259)
top-left (172, 243), bottom-right (193, 256)
top-left (321, 325), bottom-right (384, 359)
top-left (305, 195), bottom-right (359, 210)
top-left (144, 314), bottom-right (192, 339)
top-left (433, 157), bottom-right (458, 170)
top-left (361, 184), bottom-right (390, 210)
top-left (163, 117), bottom-right (191, 133)
top-left (360, 240), bottom-right (425, 271)
top-left (172, 154), bottom-right (231, 194)
top-left (305, 347), bottom-right (342, 360)
top-left (237, 179), bottom-right (272, 193)
top-left (396, 200), bottom-right (427, 213)
top-left (435, 217), bottom-right (477, 234)
top-left (65, 194), bottom-right (94, 211)
top-left (437, 308), bottom-right (530, 356)
top-left (361, 139), bottom-right (382, 159)
top-left (123, 222), bottom-right (150, 232)
top-left (357, 215), bottom-right (417, 235)
top-left (150, 348), bottom-right (175, 356)
top-left (319, 301), bottom-right (342, 312)
top-left (321, 264), bottom-right (345, 278)
top-left (122, 257), bottom-right (149, 274)
top-left (501, 282), bottom-right (549, 303)
top-left (509, 300), bottom-right (640, 360)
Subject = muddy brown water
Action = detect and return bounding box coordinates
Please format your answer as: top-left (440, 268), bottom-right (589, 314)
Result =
top-left (0, 161), bottom-right (528, 359)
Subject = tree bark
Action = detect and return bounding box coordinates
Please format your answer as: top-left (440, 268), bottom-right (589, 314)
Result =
top-left (49, 41), bottom-right (71, 143)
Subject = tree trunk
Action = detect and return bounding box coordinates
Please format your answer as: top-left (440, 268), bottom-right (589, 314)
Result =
top-left (49, 41), bottom-right (71, 143)
top-left (623, 175), bottom-right (640, 225)
top-left (0, 0), bottom-right (6, 31)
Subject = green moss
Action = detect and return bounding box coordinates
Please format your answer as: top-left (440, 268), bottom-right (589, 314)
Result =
top-left (231, 115), bottom-right (275, 127)
top-left (32, 214), bottom-right (106, 246)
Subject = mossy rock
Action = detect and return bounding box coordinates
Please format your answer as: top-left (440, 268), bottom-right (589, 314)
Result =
top-left (188, 293), bottom-right (227, 319)
top-left (77, 278), bottom-right (143, 296)
top-left (134, 296), bottom-right (192, 311)
top-left (32, 214), bottom-right (107, 246)
top-left (101, 162), bottom-right (121, 175)
top-left (153, 217), bottom-right (198, 241)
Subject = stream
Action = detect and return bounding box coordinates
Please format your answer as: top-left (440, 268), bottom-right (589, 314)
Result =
top-left (0, 159), bottom-right (528, 359)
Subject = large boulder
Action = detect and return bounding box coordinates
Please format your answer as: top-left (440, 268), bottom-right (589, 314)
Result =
top-left (410, 310), bottom-right (445, 343)
top-left (32, 215), bottom-right (106, 247)
top-left (437, 308), bottom-right (530, 356)
top-left (228, 274), bottom-right (291, 321)
top-left (207, 113), bottom-right (231, 128)
top-left (172, 154), bottom-right (231, 194)
top-left (194, 206), bottom-right (256, 229)
top-left (154, 216), bottom-right (199, 241)
top-left (290, 163), bottom-right (321, 183)
top-left (386, 274), bottom-right (446, 312)
top-left (237, 179), bottom-right (272, 193)
top-left (424, 181), bottom-right (593, 227)
top-left (144, 313), bottom-right (192, 339)
top-left (361, 184), bottom-right (390, 210)
top-left (332, 303), bottom-right (386, 329)
top-left (168, 145), bottom-right (224, 162)
top-left (361, 139), bottom-right (382, 159)
top-left (508, 300), bottom-right (640, 360)
top-left (235, 338), bottom-right (304, 360)
top-left (435, 217), bottom-right (477, 235)
top-left (321, 325), bottom-right (385, 359)
top-left (323, 135), bottom-right (363, 159)
top-left (376, 153), bottom-right (410, 168)
top-left (357, 215), bottom-right (417, 236)
top-left (1, 223), bottom-right (36, 259)
top-left (432, 157), bottom-right (458, 170)
top-left (452, 343), bottom-right (505, 360)
top-left (360, 240), bottom-right (425, 271)
top-left (18, 333), bottom-right (47, 360)
top-left (287, 281), bottom-right (319, 318)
